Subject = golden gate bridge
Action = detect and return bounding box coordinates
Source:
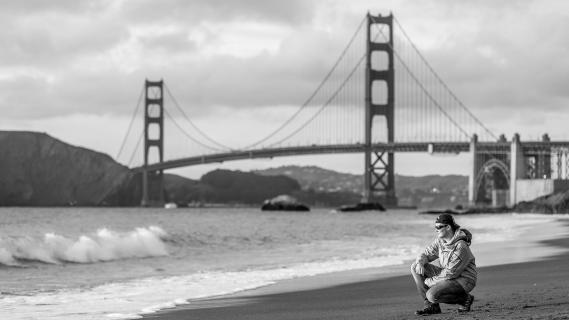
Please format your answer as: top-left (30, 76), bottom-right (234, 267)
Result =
top-left (115, 13), bottom-right (569, 208)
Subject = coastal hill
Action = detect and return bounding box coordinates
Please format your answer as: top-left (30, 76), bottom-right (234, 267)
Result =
top-left (0, 131), bottom-right (131, 206)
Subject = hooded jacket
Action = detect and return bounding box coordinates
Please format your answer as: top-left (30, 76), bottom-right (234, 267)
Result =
top-left (418, 228), bottom-right (477, 292)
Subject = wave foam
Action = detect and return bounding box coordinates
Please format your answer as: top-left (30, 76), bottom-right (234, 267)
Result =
top-left (0, 226), bottom-right (168, 266)
top-left (0, 247), bottom-right (419, 320)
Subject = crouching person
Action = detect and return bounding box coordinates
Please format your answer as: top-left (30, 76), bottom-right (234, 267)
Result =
top-left (411, 214), bottom-right (477, 315)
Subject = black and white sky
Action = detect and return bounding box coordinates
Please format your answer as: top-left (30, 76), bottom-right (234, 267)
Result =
top-left (2, 0), bottom-right (568, 177)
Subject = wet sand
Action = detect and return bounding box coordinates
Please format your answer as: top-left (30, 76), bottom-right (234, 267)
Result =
top-left (144, 223), bottom-right (569, 320)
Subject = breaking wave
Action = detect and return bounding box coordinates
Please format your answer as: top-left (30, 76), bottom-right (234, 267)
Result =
top-left (0, 226), bottom-right (168, 266)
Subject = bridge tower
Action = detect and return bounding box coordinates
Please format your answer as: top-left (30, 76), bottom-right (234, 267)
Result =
top-left (141, 79), bottom-right (165, 207)
top-left (363, 13), bottom-right (397, 206)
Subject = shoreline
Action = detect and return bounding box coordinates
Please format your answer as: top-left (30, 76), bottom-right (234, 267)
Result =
top-left (142, 217), bottom-right (569, 320)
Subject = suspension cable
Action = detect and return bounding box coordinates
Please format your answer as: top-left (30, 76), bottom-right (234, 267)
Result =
top-left (116, 85), bottom-right (144, 160)
top-left (163, 108), bottom-right (225, 152)
top-left (265, 48), bottom-right (368, 148)
top-left (125, 109), bottom-right (223, 167)
top-left (393, 17), bottom-right (497, 140)
top-left (164, 83), bottom-right (233, 151)
top-left (242, 15), bottom-right (368, 150)
top-left (374, 23), bottom-right (471, 140)
top-left (391, 16), bottom-right (506, 201)
top-left (265, 19), bottom-right (386, 147)
top-left (127, 131), bottom-right (144, 167)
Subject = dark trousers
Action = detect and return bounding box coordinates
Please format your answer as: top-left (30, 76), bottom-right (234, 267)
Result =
top-left (411, 262), bottom-right (468, 305)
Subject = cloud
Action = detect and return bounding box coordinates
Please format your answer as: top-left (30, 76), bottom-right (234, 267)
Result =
top-left (0, 0), bottom-right (324, 119)
top-left (0, 0), bottom-right (108, 15)
top-left (402, 0), bottom-right (569, 115)
top-left (0, 1), bottom-right (126, 66)
top-left (2, 0), bottom-right (569, 167)
top-left (122, 0), bottom-right (316, 26)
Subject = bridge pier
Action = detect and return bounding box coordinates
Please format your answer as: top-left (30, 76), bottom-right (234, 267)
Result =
top-left (509, 134), bottom-right (559, 206)
top-left (363, 12), bottom-right (397, 206)
top-left (467, 135), bottom-right (478, 205)
top-left (141, 79), bottom-right (165, 207)
top-left (509, 134), bottom-right (525, 206)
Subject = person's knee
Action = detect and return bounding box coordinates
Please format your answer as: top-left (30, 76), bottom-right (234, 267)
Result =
top-left (426, 290), bottom-right (438, 303)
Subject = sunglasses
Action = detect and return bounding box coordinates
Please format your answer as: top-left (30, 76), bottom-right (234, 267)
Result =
top-left (435, 224), bottom-right (448, 230)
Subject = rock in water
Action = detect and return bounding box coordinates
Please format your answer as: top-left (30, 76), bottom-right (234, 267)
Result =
top-left (261, 194), bottom-right (310, 211)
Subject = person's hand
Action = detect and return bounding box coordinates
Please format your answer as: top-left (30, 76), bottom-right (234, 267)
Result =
top-left (413, 261), bottom-right (425, 275)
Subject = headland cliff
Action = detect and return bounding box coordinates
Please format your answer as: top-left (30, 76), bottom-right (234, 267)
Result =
top-left (0, 131), bottom-right (359, 207)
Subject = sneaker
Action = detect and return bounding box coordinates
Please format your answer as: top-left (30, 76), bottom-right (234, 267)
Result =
top-left (415, 303), bottom-right (441, 316)
top-left (457, 294), bottom-right (474, 313)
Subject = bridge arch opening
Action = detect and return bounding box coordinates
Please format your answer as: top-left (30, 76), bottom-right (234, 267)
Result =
top-left (474, 158), bottom-right (510, 205)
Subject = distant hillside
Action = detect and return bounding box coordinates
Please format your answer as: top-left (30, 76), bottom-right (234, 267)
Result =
top-left (255, 165), bottom-right (467, 193)
top-left (199, 169), bottom-right (301, 204)
top-left (162, 169), bottom-right (360, 206)
top-left (255, 166), bottom-right (362, 193)
top-left (255, 165), bottom-right (468, 208)
top-left (397, 175), bottom-right (468, 194)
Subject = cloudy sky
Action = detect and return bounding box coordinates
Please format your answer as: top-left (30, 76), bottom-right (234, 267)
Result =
top-left (1, 0), bottom-right (569, 179)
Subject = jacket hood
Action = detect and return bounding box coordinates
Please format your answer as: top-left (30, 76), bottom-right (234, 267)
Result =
top-left (446, 228), bottom-right (472, 246)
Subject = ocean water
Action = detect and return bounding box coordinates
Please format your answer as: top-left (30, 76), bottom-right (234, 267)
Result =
top-left (0, 207), bottom-right (563, 319)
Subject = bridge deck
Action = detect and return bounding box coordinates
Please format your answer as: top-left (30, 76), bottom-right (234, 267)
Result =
top-left (132, 141), bottom-right (569, 172)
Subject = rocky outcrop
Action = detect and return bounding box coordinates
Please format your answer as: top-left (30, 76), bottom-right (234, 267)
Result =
top-left (0, 131), bottom-right (131, 206)
top-left (514, 190), bottom-right (569, 214)
top-left (261, 195), bottom-right (310, 211)
top-left (418, 190), bottom-right (569, 214)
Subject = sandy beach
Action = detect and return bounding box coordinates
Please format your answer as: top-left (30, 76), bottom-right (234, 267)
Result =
top-left (143, 219), bottom-right (569, 320)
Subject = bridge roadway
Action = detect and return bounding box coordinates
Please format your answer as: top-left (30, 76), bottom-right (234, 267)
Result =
top-left (132, 141), bottom-right (569, 172)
